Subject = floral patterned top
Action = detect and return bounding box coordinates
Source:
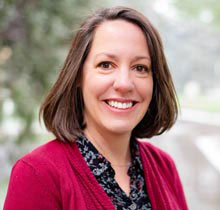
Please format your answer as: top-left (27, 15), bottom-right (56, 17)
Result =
top-left (76, 135), bottom-right (152, 210)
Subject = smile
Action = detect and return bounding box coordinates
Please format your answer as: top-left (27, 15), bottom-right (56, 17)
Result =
top-left (105, 100), bottom-right (135, 109)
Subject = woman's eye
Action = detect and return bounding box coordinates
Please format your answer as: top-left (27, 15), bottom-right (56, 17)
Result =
top-left (98, 62), bottom-right (113, 69)
top-left (135, 65), bottom-right (149, 73)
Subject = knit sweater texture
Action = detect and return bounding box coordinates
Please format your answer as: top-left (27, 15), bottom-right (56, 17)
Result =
top-left (3, 139), bottom-right (188, 210)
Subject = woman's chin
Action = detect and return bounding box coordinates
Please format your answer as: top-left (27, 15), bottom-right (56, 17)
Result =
top-left (101, 124), bottom-right (134, 137)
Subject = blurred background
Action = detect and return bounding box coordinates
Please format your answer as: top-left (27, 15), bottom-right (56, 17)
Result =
top-left (0, 0), bottom-right (220, 209)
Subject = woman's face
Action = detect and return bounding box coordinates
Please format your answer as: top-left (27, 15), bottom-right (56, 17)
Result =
top-left (81, 20), bottom-right (153, 137)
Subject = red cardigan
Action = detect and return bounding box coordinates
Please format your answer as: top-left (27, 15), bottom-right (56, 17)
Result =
top-left (4, 139), bottom-right (188, 210)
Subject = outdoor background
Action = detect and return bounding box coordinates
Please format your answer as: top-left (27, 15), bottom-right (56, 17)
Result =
top-left (0, 0), bottom-right (220, 209)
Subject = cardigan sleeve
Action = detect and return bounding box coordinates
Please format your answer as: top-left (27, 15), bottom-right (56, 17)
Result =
top-left (153, 145), bottom-right (189, 210)
top-left (3, 159), bottom-right (62, 210)
top-left (139, 141), bottom-right (189, 210)
top-left (168, 156), bottom-right (188, 210)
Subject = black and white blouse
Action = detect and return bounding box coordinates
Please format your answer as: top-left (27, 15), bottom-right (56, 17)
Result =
top-left (76, 135), bottom-right (152, 210)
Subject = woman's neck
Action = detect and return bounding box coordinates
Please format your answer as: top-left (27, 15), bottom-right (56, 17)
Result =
top-left (83, 127), bottom-right (131, 166)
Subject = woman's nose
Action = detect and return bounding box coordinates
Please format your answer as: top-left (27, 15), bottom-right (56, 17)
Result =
top-left (113, 68), bottom-right (134, 93)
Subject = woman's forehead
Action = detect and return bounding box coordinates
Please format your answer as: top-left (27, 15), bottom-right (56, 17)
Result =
top-left (88, 20), bottom-right (150, 59)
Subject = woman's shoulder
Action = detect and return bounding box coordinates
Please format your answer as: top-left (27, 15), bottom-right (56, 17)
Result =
top-left (137, 140), bottom-right (177, 174)
top-left (20, 139), bottom-right (68, 164)
top-left (8, 139), bottom-right (78, 192)
top-left (13, 139), bottom-right (75, 177)
top-left (138, 140), bottom-right (172, 159)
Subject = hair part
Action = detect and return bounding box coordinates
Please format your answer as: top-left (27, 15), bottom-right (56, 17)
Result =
top-left (39, 6), bottom-right (178, 142)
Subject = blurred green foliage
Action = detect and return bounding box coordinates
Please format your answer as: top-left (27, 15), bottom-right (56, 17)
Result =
top-left (0, 0), bottom-right (93, 144)
top-left (173, 0), bottom-right (220, 28)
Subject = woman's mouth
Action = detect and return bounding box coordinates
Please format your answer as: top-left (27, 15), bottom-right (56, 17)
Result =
top-left (105, 100), bottom-right (136, 110)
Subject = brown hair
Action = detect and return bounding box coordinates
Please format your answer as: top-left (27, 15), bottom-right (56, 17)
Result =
top-left (39, 6), bottom-right (178, 142)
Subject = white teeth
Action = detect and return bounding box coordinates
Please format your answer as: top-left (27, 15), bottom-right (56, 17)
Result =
top-left (107, 101), bottom-right (133, 109)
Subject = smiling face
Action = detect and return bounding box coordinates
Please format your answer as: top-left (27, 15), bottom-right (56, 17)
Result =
top-left (81, 20), bottom-right (153, 138)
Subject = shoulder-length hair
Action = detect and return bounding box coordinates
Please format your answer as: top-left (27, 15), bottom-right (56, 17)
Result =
top-left (39, 6), bottom-right (178, 142)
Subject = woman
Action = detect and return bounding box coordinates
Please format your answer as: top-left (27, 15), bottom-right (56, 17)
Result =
top-left (4, 6), bottom-right (188, 210)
